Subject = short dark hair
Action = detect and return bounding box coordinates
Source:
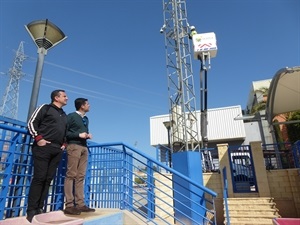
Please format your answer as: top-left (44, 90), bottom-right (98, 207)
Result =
top-left (51, 90), bottom-right (65, 102)
top-left (74, 98), bottom-right (88, 110)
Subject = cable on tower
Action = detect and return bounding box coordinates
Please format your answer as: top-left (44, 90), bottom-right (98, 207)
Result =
top-left (190, 28), bottom-right (218, 171)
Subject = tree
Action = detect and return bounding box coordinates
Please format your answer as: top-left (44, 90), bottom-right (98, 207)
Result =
top-left (286, 111), bottom-right (300, 144)
top-left (250, 87), bottom-right (268, 115)
top-left (250, 86), bottom-right (300, 144)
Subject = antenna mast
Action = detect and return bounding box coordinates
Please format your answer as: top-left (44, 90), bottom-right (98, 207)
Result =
top-left (161, 0), bottom-right (200, 152)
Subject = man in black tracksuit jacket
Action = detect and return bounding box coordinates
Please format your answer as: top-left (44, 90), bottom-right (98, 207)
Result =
top-left (26, 90), bottom-right (68, 222)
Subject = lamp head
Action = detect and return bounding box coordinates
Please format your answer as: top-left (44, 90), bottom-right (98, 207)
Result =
top-left (25, 19), bottom-right (67, 50)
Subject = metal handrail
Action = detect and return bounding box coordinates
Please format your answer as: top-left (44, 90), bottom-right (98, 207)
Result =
top-left (222, 167), bottom-right (230, 225)
top-left (87, 142), bottom-right (218, 224)
top-left (0, 115), bottom-right (218, 224)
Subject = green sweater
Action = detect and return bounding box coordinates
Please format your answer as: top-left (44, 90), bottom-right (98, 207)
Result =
top-left (66, 112), bottom-right (89, 146)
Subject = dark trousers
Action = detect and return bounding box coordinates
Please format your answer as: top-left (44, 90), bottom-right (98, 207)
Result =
top-left (27, 145), bottom-right (63, 213)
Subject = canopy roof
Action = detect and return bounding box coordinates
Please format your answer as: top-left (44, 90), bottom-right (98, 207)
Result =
top-left (265, 66), bottom-right (300, 124)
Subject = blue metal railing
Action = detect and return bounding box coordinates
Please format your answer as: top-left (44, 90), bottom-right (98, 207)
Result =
top-left (0, 116), bottom-right (217, 224)
top-left (86, 142), bottom-right (218, 224)
top-left (0, 118), bottom-right (32, 218)
top-left (292, 140), bottom-right (300, 168)
top-left (156, 144), bottom-right (172, 169)
top-left (222, 167), bottom-right (230, 225)
top-left (262, 142), bottom-right (295, 169)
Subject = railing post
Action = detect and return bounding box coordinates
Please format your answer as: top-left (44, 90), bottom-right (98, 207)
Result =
top-left (52, 151), bottom-right (67, 211)
top-left (121, 145), bottom-right (134, 210)
top-left (293, 141), bottom-right (300, 168)
top-left (127, 153), bottom-right (133, 210)
top-left (222, 167), bottom-right (230, 225)
top-left (0, 137), bottom-right (14, 219)
top-left (147, 160), bottom-right (155, 219)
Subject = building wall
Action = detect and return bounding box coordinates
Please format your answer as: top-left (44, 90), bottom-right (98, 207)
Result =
top-left (154, 142), bottom-right (300, 224)
top-left (202, 142), bottom-right (300, 224)
top-left (153, 139), bottom-right (300, 224)
top-left (243, 121), bottom-right (262, 144)
top-left (150, 105), bottom-right (246, 146)
top-left (266, 169), bottom-right (300, 218)
top-left (203, 169), bottom-right (300, 223)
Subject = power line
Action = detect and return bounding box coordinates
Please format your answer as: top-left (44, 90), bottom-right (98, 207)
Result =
top-left (26, 55), bottom-right (165, 98)
top-left (22, 76), bottom-right (164, 112)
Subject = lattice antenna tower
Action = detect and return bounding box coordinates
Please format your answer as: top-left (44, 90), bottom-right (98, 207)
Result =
top-left (0, 41), bottom-right (26, 119)
top-left (161, 0), bottom-right (200, 152)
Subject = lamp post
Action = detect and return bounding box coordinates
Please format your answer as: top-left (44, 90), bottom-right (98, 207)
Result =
top-left (163, 121), bottom-right (172, 148)
top-left (163, 120), bottom-right (174, 166)
top-left (25, 19), bottom-right (67, 121)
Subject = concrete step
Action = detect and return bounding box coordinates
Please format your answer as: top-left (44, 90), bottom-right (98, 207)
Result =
top-left (71, 208), bottom-right (144, 225)
top-left (228, 217), bottom-right (275, 224)
top-left (226, 203), bottom-right (277, 209)
top-left (227, 198), bottom-right (275, 204)
top-left (226, 208), bottom-right (279, 213)
top-left (32, 211), bottom-right (84, 224)
top-left (227, 213), bottom-right (279, 219)
top-left (0, 209), bottom-right (143, 225)
top-left (228, 222), bottom-right (272, 225)
top-left (224, 197), bottom-right (280, 225)
top-left (227, 211), bottom-right (280, 217)
top-left (0, 216), bottom-right (31, 224)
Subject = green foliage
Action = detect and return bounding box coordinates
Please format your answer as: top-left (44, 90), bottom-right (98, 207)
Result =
top-left (286, 111), bottom-right (300, 143)
top-left (273, 120), bottom-right (284, 143)
top-left (256, 87), bottom-right (269, 95)
top-left (250, 87), bottom-right (268, 115)
top-left (251, 102), bottom-right (266, 115)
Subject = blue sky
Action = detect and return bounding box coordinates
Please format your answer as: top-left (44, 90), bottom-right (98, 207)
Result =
top-left (0, 0), bottom-right (299, 159)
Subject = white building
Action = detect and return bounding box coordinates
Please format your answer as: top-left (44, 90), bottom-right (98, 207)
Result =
top-left (150, 105), bottom-right (267, 149)
top-left (150, 79), bottom-right (274, 151)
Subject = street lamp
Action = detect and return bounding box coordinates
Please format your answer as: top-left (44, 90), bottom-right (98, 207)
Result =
top-left (163, 120), bottom-right (175, 165)
top-left (163, 121), bottom-right (172, 148)
top-left (25, 19), bottom-right (67, 120)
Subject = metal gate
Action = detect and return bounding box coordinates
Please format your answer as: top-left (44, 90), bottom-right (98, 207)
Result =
top-left (228, 145), bottom-right (258, 193)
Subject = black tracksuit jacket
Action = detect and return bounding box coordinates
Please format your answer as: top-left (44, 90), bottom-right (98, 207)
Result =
top-left (27, 103), bottom-right (67, 146)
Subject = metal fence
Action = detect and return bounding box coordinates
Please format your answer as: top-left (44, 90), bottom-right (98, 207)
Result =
top-left (0, 116), bottom-right (217, 224)
top-left (262, 142), bottom-right (299, 170)
top-left (86, 143), bottom-right (217, 225)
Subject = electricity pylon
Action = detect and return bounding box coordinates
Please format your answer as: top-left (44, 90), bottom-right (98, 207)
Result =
top-left (161, 0), bottom-right (200, 152)
top-left (0, 41), bottom-right (26, 119)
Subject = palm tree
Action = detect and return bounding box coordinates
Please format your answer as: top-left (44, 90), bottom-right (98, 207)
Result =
top-left (250, 87), bottom-right (268, 115)
top-left (250, 86), bottom-right (300, 144)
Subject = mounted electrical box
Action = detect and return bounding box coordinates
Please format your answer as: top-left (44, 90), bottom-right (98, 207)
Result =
top-left (192, 32), bottom-right (217, 60)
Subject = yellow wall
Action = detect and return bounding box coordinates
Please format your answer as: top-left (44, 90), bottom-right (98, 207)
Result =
top-left (267, 169), bottom-right (300, 218)
top-left (155, 142), bottom-right (300, 224)
top-left (203, 142), bottom-right (300, 224)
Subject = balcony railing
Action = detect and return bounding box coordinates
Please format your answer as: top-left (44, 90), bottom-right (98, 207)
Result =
top-left (0, 115), bottom-right (217, 224)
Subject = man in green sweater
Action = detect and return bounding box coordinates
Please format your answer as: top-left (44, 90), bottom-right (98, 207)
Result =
top-left (64, 98), bottom-right (95, 215)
